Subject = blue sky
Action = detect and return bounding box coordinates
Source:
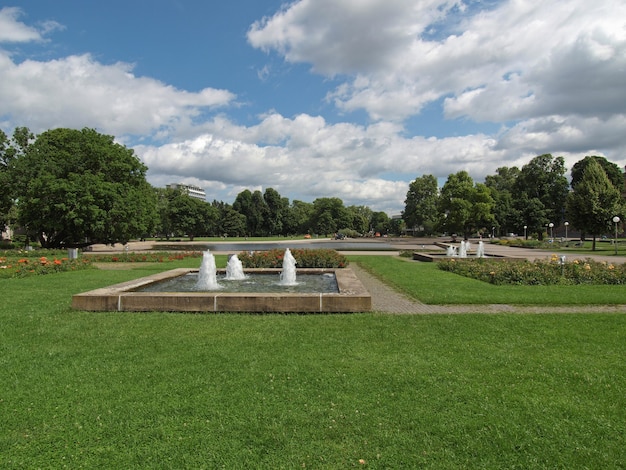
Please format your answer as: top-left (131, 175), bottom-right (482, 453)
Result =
top-left (1, 0), bottom-right (625, 214)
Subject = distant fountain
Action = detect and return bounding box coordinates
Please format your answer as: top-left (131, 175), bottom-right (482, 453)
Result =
top-left (225, 254), bottom-right (247, 280)
top-left (459, 240), bottom-right (468, 258)
top-left (446, 245), bottom-right (458, 257)
top-left (195, 250), bottom-right (222, 290)
top-left (476, 241), bottom-right (485, 258)
top-left (279, 248), bottom-right (298, 285)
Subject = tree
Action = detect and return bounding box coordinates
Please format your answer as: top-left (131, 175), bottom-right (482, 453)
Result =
top-left (263, 188), bottom-right (287, 236)
top-left (10, 128), bottom-right (157, 248)
top-left (438, 171), bottom-right (494, 238)
top-left (311, 198), bottom-right (350, 236)
top-left (168, 193), bottom-right (217, 240)
top-left (0, 127), bottom-right (34, 229)
top-left (284, 200), bottom-right (314, 235)
top-left (233, 189), bottom-right (268, 236)
top-left (403, 174), bottom-right (438, 235)
top-left (571, 156), bottom-right (625, 194)
top-left (346, 205), bottom-right (372, 234)
top-left (484, 166), bottom-right (521, 236)
top-left (566, 158), bottom-right (624, 250)
top-left (370, 211), bottom-right (391, 235)
top-left (217, 204), bottom-right (247, 237)
top-left (513, 154), bottom-right (569, 232)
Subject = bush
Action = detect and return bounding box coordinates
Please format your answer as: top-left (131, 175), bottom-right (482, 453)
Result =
top-left (438, 255), bottom-right (626, 285)
top-left (238, 249), bottom-right (348, 268)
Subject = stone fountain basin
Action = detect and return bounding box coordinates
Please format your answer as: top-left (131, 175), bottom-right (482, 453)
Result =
top-left (72, 268), bottom-right (371, 313)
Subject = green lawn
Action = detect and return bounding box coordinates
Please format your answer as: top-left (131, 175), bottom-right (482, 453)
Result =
top-left (351, 255), bottom-right (626, 305)
top-left (1, 259), bottom-right (625, 468)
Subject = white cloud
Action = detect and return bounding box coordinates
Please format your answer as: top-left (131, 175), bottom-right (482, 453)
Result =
top-left (249, 0), bottom-right (626, 124)
top-left (0, 52), bottom-right (236, 137)
top-left (137, 112), bottom-right (510, 213)
top-left (2, 1), bottom-right (626, 215)
top-left (0, 7), bottom-right (55, 43)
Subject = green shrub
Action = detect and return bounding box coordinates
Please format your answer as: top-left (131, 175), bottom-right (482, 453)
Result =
top-left (439, 256), bottom-right (626, 285)
top-left (238, 248), bottom-right (348, 268)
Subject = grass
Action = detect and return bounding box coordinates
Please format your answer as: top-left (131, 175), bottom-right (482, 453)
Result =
top-left (1, 257), bottom-right (625, 468)
top-left (350, 255), bottom-right (626, 304)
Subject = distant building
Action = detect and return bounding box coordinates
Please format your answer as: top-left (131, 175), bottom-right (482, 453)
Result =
top-left (166, 183), bottom-right (206, 201)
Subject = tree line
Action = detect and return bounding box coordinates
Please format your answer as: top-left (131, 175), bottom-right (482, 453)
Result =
top-left (403, 154), bottom-right (625, 249)
top-left (2, 127), bottom-right (623, 250)
top-left (0, 127), bottom-right (397, 248)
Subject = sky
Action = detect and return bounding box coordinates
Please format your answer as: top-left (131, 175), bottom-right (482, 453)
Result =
top-left (1, 0), bottom-right (625, 215)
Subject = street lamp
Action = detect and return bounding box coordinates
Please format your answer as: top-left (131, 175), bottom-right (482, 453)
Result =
top-left (564, 221), bottom-right (569, 242)
top-left (549, 222), bottom-right (554, 240)
top-left (613, 216), bottom-right (620, 255)
top-left (523, 225), bottom-right (527, 240)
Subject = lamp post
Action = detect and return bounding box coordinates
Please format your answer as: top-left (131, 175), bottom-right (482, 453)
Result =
top-left (564, 221), bottom-right (569, 242)
top-left (613, 216), bottom-right (620, 255)
top-left (549, 222), bottom-right (554, 241)
top-left (523, 225), bottom-right (527, 240)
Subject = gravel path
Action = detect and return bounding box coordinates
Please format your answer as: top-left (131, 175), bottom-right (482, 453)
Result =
top-left (349, 262), bottom-right (626, 315)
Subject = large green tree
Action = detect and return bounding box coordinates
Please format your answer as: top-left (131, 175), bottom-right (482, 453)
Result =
top-left (571, 156), bottom-right (624, 194)
top-left (403, 174), bottom-right (439, 235)
top-left (168, 193), bottom-right (217, 240)
top-left (263, 188), bottom-right (287, 236)
top-left (513, 154), bottom-right (569, 235)
top-left (311, 198), bottom-right (351, 236)
top-left (484, 166), bottom-right (521, 236)
top-left (438, 171), bottom-right (494, 238)
top-left (566, 158), bottom-right (624, 250)
top-left (10, 128), bottom-right (157, 248)
top-left (284, 200), bottom-right (314, 235)
top-left (0, 127), bottom-right (34, 229)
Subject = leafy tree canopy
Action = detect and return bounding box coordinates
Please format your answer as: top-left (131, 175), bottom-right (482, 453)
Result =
top-left (11, 128), bottom-right (157, 248)
top-left (566, 158), bottom-right (624, 250)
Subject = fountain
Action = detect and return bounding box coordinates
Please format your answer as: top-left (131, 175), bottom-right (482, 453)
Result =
top-left (72, 248), bottom-right (371, 313)
top-left (459, 240), bottom-right (468, 257)
top-left (279, 248), bottom-right (297, 286)
top-left (196, 250), bottom-right (222, 290)
top-left (476, 241), bottom-right (485, 258)
top-left (225, 254), bottom-right (247, 280)
top-left (413, 239), bottom-right (515, 262)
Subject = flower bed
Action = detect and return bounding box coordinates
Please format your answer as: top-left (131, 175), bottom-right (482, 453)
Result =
top-left (438, 255), bottom-right (626, 285)
top-left (237, 248), bottom-right (348, 268)
top-left (0, 252), bottom-right (93, 279)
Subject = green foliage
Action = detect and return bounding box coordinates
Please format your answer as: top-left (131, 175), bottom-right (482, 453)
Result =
top-left (403, 174), bottom-right (438, 233)
top-left (566, 158), bottom-right (624, 249)
top-left (438, 171), bottom-right (495, 236)
top-left (9, 128), bottom-right (157, 247)
top-left (238, 248), bottom-right (348, 268)
top-left (513, 154), bottom-right (569, 238)
top-left (439, 256), bottom-right (626, 285)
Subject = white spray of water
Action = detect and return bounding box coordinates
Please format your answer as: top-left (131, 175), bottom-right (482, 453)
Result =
top-left (225, 254), bottom-right (247, 280)
top-left (279, 248), bottom-right (298, 285)
top-left (196, 250), bottom-right (222, 290)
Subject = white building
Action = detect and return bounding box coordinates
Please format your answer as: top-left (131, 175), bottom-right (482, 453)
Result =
top-left (166, 183), bottom-right (206, 201)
